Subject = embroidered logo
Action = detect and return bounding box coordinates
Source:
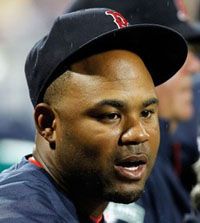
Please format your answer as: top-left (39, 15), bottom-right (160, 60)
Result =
top-left (105, 10), bottom-right (129, 29)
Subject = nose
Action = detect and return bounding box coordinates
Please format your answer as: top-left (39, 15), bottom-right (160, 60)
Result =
top-left (120, 121), bottom-right (150, 145)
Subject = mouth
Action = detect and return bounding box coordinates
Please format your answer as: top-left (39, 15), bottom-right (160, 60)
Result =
top-left (114, 155), bottom-right (147, 181)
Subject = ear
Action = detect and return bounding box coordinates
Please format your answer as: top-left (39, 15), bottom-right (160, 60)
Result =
top-left (34, 103), bottom-right (56, 147)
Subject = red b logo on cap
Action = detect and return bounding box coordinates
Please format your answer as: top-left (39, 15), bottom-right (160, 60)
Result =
top-left (105, 10), bottom-right (129, 29)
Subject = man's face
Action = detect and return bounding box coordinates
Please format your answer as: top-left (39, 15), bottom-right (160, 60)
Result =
top-left (171, 75), bottom-right (193, 121)
top-left (156, 51), bottom-right (200, 122)
top-left (52, 50), bottom-right (160, 204)
top-left (156, 73), bottom-right (193, 122)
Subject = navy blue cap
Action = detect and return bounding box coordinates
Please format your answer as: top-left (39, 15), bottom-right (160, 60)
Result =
top-left (25, 8), bottom-right (187, 107)
top-left (67, 0), bottom-right (200, 42)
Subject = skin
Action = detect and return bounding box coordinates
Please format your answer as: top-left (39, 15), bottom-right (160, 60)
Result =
top-left (156, 51), bottom-right (200, 133)
top-left (34, 49), bottom-right (160, 219)
top-left (156, 71), bottom-right (193, 121)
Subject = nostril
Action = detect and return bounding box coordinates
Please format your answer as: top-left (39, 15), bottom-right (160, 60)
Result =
top-left (118, 138), bottom-right (143, 146)
top-left (120, 125), bottom-right (149, 146)
top-left (118, 137), bottom-right (143, 146)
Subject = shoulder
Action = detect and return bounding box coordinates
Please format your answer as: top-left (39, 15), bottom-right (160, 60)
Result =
top-left (0, 156), bottom-right (52, 197)
top-left (0, 157), bottom-right (79, 223)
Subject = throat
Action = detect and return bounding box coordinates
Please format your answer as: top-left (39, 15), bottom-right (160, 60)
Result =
top-left (75, 198), bottom-right (108, 223)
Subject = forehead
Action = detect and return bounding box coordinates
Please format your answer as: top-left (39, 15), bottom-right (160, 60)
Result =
top-left (58, 50), bottom-right (156, 106)
top-left (71, 49), bottom-right (152, 81)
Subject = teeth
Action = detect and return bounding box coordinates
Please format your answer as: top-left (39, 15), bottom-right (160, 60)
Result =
top-left (123, 166), bottom-right (139, 171)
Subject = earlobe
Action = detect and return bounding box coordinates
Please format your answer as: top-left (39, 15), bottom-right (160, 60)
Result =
top-left (34, 103), bottom-right (56, 145)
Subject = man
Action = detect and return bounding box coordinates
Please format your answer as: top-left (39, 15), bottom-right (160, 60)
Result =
top-left (0, 8), bottom-right (187, 222)
top-left (66, 1), bottom-right (200, 222)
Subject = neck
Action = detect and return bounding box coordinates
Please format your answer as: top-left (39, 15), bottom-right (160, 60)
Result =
top-left (33, 134), bottom-right (108, 220)
top-left (75, 198), bottom-right (108, 221)
top-left (169, 120), bottom-right (178, 134)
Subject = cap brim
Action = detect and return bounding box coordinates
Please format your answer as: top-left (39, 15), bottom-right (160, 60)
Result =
top-left (59, 24), bottom-right (187, 87)
top-left (172, 21), bottom-right (200, 43)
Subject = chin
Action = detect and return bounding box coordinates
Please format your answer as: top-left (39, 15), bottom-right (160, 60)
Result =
top-left (104, 188), bottom-right (144, 204)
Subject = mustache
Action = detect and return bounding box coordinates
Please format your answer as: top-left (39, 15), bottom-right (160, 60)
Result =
top-left (118, 144), bottom-right (150, 154)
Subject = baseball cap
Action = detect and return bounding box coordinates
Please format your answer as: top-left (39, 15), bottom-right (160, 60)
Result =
top-left (67, 0), bottom-right (200, 42)
top-left (25, 8), bottom-right (187, 107)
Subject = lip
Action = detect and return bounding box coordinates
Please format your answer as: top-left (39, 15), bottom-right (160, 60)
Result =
top-left (114, 154), bottom-right (148, 181)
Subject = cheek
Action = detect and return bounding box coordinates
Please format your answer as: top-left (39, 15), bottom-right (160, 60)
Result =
top-left (81, 128), bottom-right (122, 165)
top-left (145, 123), bottom-right (160, 179)
top-left (146, 119), bottom-right (160, 157)
top-left (60, 120), bottom-right (122, 163)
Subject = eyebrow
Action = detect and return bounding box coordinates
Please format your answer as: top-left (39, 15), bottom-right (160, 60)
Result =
top-left (143, 98), bottom-right (159, 107)
top-left (89, 98), bottom-right (159, 113)
top-left (95, 99), bottom-right (126, 109)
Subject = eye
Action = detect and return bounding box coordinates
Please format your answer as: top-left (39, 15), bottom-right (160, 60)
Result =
top-left (141, 109), bottom-right (154, 118)
top-left (98, 112), bottom-right (121, 123)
